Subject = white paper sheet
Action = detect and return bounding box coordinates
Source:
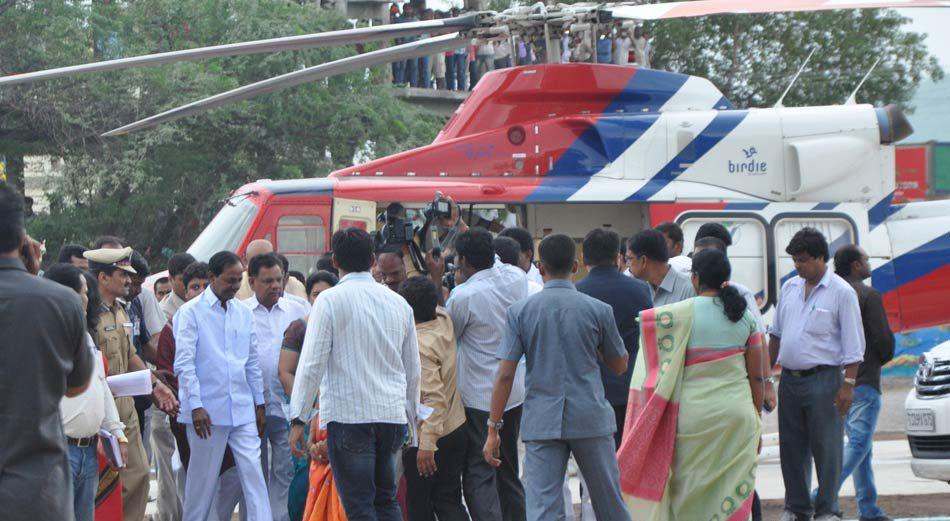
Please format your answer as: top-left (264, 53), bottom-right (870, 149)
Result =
top-left (106, 369), bottom-right (153, 397)
top-left (417, 403), bottom-right (434, 421)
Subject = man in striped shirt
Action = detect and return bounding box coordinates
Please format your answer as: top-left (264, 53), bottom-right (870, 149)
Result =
top-left (288, 228), bottom-right (420, 521)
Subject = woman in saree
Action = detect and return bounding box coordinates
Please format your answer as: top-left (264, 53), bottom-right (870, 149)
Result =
top-left (618, 248), bottom-right (766, 521)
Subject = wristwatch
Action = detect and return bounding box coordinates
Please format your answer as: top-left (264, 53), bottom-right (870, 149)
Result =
top-left (486, 418), bottom-right (504, 431)
top-left (843, 377), bottom-right (857, 387)
top-left (290, 417), bottom-right (306, 427)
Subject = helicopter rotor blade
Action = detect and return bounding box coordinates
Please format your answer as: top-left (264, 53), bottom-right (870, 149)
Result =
top-left (101, 33), bottom-right (468, 137)
top-left (0, 14), bottom-right (480, 87)
top-left (609, 0), bottom-right (950, 21)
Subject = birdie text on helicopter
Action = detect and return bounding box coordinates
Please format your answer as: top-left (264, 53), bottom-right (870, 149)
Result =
top-left (2, 0), bottom-right (947, 338)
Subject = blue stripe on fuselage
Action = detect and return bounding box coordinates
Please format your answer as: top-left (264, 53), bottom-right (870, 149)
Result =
top-left (526, 70), bottom-right (690, 202)
top-left (624, 110), bottom-right (748, 202)
top-left (872, 232), bottom-right (950, 295)
top-left (868, 192), bottom-right (901, 230)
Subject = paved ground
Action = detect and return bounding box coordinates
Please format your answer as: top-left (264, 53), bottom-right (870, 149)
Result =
top-left (148, 378), bottom-right (950, 520)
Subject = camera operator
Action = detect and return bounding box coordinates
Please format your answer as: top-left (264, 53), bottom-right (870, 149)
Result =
top-left (375, 194), bottom-right (466, 303)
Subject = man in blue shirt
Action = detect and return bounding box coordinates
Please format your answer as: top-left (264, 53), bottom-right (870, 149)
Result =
top-left (769, 229), bottom-right (865, 521)
top-left (484, 234), bottom-right (630, 521)
top-left (174, 251), bottom-right (271, 521)
top-left (575, 228), bottom-right (653, 447)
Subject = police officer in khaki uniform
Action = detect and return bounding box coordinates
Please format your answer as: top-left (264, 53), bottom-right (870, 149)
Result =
top-left (85, 247), bottom-right (180, 521)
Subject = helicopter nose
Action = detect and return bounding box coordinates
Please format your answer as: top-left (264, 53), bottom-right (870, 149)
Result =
top-left (875, 104), bottom-right (913, 144)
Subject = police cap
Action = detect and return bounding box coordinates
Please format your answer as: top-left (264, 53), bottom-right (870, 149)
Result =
top-left (83, 246), bottom-right (137, 274)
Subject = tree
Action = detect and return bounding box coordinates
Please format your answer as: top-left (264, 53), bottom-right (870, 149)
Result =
top-left (1, 0), bottom-right (445, 265)
top-left (484, 0), bottom-right (941, 107)
top-left (649, 9), bottom-right (943, 108)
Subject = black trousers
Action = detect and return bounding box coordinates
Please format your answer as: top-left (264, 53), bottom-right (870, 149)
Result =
top-left (463, 406), bottom-right (526, 521)
top-left (403, 425), bottom-right (470, 521)
top-left (612, 403), bottom-right (626, 449)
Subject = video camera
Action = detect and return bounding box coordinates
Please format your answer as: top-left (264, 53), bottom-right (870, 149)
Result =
top-left (375, 194), bottom-right (458, 274)
top-left (375, 202), bottom-right (413, 250)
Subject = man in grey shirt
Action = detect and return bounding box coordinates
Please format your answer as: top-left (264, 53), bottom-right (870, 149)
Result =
top-left (0, 182), bottom-right (93, 521)
top-left (626, 229), bottom-right (695, 306)
top-left (446, 227), bottom-right (527, 521)
top-left (484, 234), bottom-right (630, 521)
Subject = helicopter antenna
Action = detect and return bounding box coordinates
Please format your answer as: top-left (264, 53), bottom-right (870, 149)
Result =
top-left (774, 48), bottom-right (816, 108)
top-left (845, 57), bottom-right (881, 105)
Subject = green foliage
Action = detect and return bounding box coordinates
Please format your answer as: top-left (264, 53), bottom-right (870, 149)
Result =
top-left (2, 0), bottom-right (445, 266)
top-left (486, 0), bottom-right (941, 108)
top-left (649, 9), bottom-right (943, 108)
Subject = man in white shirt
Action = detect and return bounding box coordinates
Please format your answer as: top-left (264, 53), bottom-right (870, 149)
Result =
top-left (174, 251), bottom-right (271, 521)
top-left (240, 253), bottom-right (307, 521)
top-left (289, 228), bottom-right (420, 521)
top-left (494, 236), bottom-right (542, 296)
top-left (612, 30), bottom-right (632, 65)
top-left (499, 226), bottom-right (543, 287)
top-left (61, 332), bottom-right (128, 521)
top-left (633, 26), bottom-right (648, 67)
top-left (446, 228), bottom-right (527, 521)
top-left (655, 222), bottom-right (692, 276)
top-left (45, 263), bottom-right (127, 521)
top-left (769, 229), bottom-right (865, 521)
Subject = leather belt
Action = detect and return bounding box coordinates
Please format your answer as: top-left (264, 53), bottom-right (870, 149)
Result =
top-left (784, 365), bottom-right (837, 378)
top-left (67, 435), bottom-right (98, 448)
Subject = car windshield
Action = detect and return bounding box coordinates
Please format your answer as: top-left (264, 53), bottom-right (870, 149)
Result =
top-left (187, 195), bottom-right (259, 261)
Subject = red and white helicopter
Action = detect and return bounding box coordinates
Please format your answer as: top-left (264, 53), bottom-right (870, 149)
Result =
top-left (3, 0), bottom-right (947, 347)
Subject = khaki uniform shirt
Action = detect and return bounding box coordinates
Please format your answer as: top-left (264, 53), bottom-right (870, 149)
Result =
top-left (417, 309), bottom-right (466, 451)
top-left (96, 301), bottom-right (139, 435)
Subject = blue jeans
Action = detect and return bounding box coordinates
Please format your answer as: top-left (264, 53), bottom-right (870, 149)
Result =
top-left (841, 385), bottom-right (885, 519)
top-left (69, 443), bottom-right (99, 521)
top-left (454, 54), bottom-right (467, 91)
top-left (445, 54), bottom-right (456, 90)
top-left (393, 61), bottom-right (405, 85)
top-left (326, 422), bottom-right (407, 521)
top-left (417, 56), bottom-right (431, 88)
top-left (405, 58), bottom-right (418, 88)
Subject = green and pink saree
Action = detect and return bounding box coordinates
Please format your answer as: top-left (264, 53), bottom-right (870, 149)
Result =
top-left (618, 298), bottom-right (762, 521)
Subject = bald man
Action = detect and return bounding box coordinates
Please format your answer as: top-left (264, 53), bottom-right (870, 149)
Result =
top-left (235, 240), bottom-right (307, 301)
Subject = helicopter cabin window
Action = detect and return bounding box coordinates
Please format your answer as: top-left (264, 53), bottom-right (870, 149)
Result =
top-left (678, 214), bottom-right (770, 312)
top-left (772, 214), bottom-right (857, 297)
top-left (277, 215), bottom-right (327, 276)
top-left (375, 202), bottom-right (524, 253)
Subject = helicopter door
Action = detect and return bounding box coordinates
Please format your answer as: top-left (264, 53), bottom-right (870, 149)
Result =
top-left (332, 198), bottom-right (377, 233)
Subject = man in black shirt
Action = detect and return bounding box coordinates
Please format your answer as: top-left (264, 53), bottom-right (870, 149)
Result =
top-left (831, 244), bottom-right (895, 521)
top-left (0, 181), bottom-right (93, 521)
top-left (575, 228), bottom-right (653, 447)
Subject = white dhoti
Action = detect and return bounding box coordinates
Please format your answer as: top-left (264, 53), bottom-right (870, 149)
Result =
top-left (182, 422), bottom-right (271, 521)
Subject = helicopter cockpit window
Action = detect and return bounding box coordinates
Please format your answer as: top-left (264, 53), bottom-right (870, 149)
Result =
top-left (187, 194), bottom-right (259, 262)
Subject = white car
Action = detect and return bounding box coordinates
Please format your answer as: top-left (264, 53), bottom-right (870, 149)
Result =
top-left (906, 339), bottom-right (950, 482)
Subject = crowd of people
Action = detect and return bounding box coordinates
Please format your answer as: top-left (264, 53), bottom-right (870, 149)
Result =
top-left (0, 178), bottom-right (895, 521)
top-left (390, 4), bottom-right (653, 91)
